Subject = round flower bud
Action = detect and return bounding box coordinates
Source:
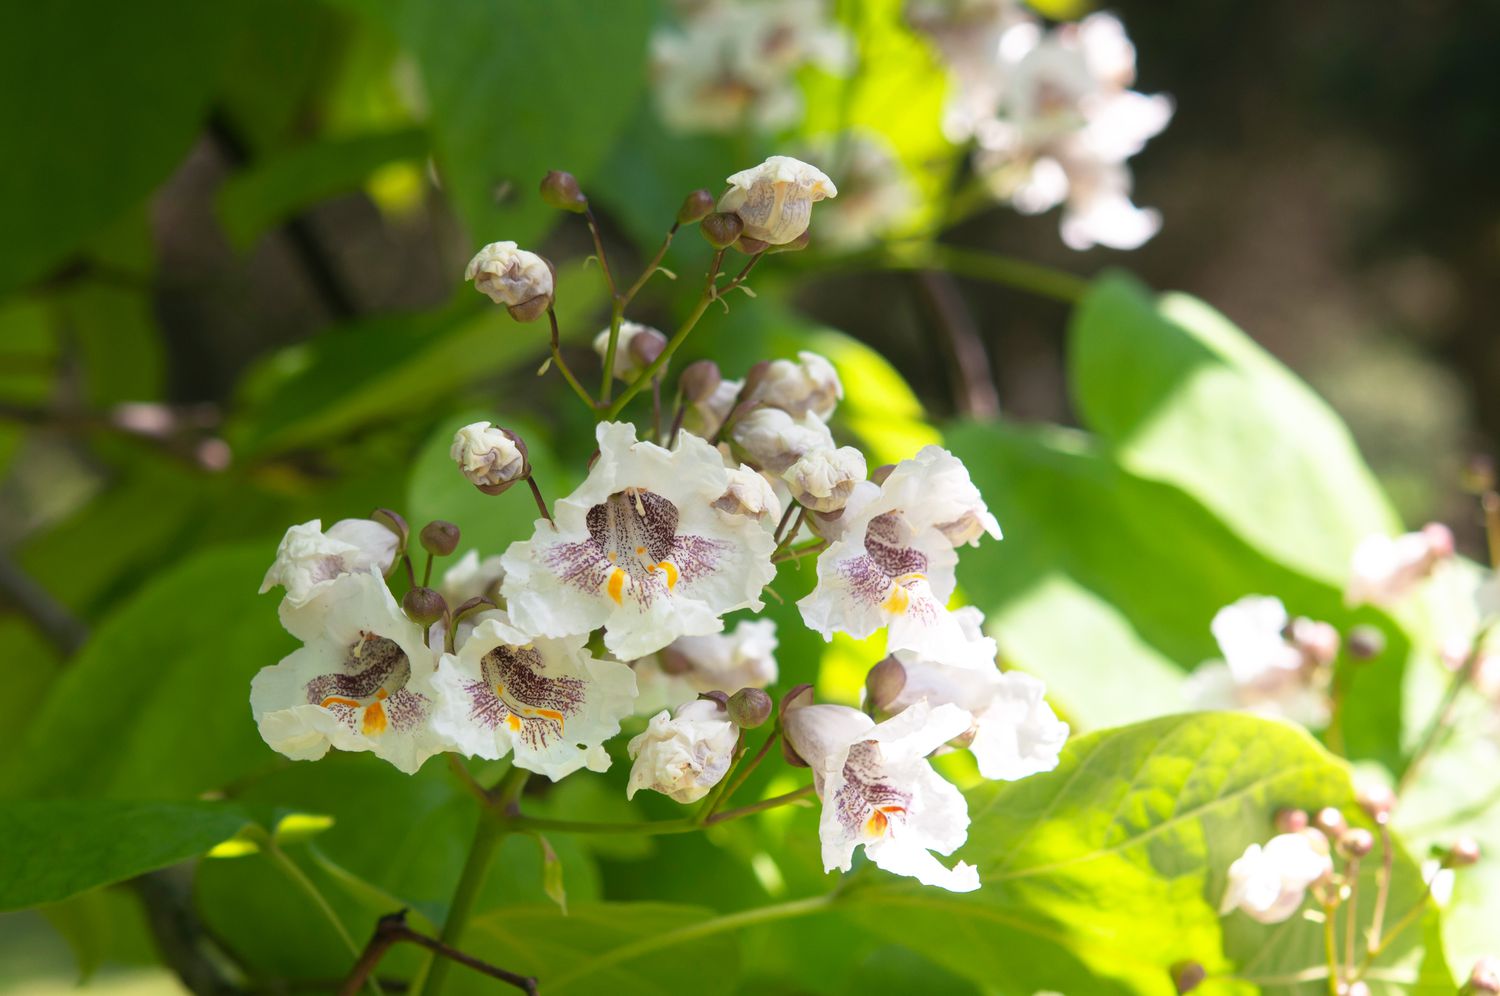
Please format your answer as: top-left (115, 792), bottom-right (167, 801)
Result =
top-left (1463, 957), bottom-right (1500, 994)
top-left (714, 465), bottom-right (782, 522)
top-left (782, 446), bottom-right (866, 514)
top-left (700, 211), bottom-right (744, 249)
top-left (679, 360), bottom-right (723, 405)
top-left (1274, 808), bottom-right (1310, 834)
top-left (727, 687), bottom-right (773, 729)
top-left (1445, 836), bottom-right (1482, 868)
top-left (1357, 783), bottom-right (1396, 825)
top-left (402, 586), bottom-right (448, 626)
top-left (1314, 807), bottom-right (1348, 840)
top-left (1288, 617), bottom-right (1340, 667)
top-left (464, 241), bottom-right (554, 322)
top-left (1339, 827), bottom-right (1375, 859)
top-left (539, 170), bottom-right (587, 213)
top-left (677, 188), bottom-right (716, 225)
top-left (419, 520), bottom-right (461, 557)
top-left (370, 508), bottom-right (410, 551)
top-left (1347, 625), bottom-right (1386, 661)
top-left (753, 351), bottom-right (843, 421)
top-left (717, 156), bottom-right (838, 245)
top-left (593, 321), bottom-right (669, 382)
top-left (865, 656), bottom-right (907, 712)
top-left (731, 407), bottom-right (835, 474)
top-left (450, 421), bottom-right (529, 495)
top-left (1171, 961), bottom-right (1206, 994)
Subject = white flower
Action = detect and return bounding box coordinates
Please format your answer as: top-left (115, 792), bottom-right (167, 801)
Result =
top-left (906, 0), bottom-right (1035, 140)
top-left (260, 518), bottom-right (399, 610)
top-left (889, 609), bottom-right (1069, 780)
top-left (251, 572), bottom-right (445, 775)
top-left (783, 698), bottom-right (980, 892)
top-left (627, 699), bottom-right (740, 803)
top-left (1346, 524), bottom-right (1454, 608)
top-left (633, 618), bottom-right (779, 714)
top-left (683, 377), bottom-right (743, 438)
top-left (970, 14), bottom-right (1172, 250)
top-left (752, 351), bottom-right (844, 421)
top-left (651, 0), bottom-right (850, 135)
top-left (783, 446), bottom-right (866, 513)
top-left (430, 615), bottom-right (636, 780)
top-left (593, 321), bottom-right (667, 381)
top-left (501, 422), bottom-right (778, 660)
top-left (464, 241), bottom-right (554, 318)
top-left (731, 406), bottom-right (836, 474)
top-left (438, 550), bottom-right (506, 607)
top-left (719, 156), bottom-right (839, 245)
top-left (450, 422), bottom-right (527, 492)
top-left (714, 464), bottom-right (783, 523)
top-left (799, 446), bottom-right (1001, 666)
top-left (1185, 596), bottom-right (1332, 728)
top-left (1220, 831), bottom-right (1332, 923)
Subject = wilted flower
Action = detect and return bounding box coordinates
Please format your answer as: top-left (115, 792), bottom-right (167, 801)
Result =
top-left (783, 696), bottom-right (980, 892)
top-left (501, 422), bottom-right (777, 659)
top-left (1346, 523), bottom-right (1455, 608)
top-left (731, 406), bottom-right (837, 474)
top-left (260, 518), bottom-right (400, 612)
top-left (594, 321), bottom-right (669, 381)
top-left (719, 156), bottom-right (839, 246)
top-left (431, 615), bottom-right (637, 780)
top-left (1220, 830), bottom-right (1333, 923)
top-left (451, 422), bottom-right (528, 493)
top-left (464, 241), bottom-right (554, 320)
top-left (799, 446), bottom-right (1002, 666)
top-left (633, 618), bottom-right (779, 714)
top-left (251, 572), bottom-right (445, 775)
top-left (627, 698), bottom-right (740, 803)
top-left (714, 464), bottom-right (783, 523)
top-left (783, 446), bottom-right (866, 513)
top-left (651, 0), bottom-right (850, 134)
top-left (1184, 596), bottom-right (1334, 728)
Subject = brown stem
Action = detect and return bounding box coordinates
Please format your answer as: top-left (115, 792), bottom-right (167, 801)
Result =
top-left (583, 204), bottom-right (617, 299)
top-left (0, 551), bottom-right (87, 657)
top-left (525, 475), bottom-right (555, 528)
top-left (337, 912), bottom-right (537, 996)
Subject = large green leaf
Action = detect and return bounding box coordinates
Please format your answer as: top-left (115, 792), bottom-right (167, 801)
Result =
top-left (1069, 273), bottom-right (1400, 585)
top-left (949, 421), bottom-right (1408, 766)
top-left (0, 800), bottom-right (247, 911)
top-left (0, 1), bottom-right (234, 294)
top-left (0, 545), bottom-right (292, 800)
top-left (847, 713), bottom-right (1451, 995)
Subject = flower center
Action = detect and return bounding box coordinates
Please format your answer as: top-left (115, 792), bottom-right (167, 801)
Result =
top-left (586, 488), bottom-right (683, 605)
top-left (467, 644), bottom-right (587, 750)
top-left (834, 741), bottom-right (913, 842)
top-left (846, 511), bottom-right (929, 614)
top-left (306, 633), bottom-right (415, 736)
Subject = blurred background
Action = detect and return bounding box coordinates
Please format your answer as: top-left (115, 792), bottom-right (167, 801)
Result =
top-left (2, 0), bottom-right (1498, 990)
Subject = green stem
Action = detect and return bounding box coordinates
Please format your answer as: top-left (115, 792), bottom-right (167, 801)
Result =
top-left (599, 303), bottom-right (623, 403)
top-left (265, 840), bottom-right (381, 994)
top-left (620, 224), bottom-right (680, 306)
top-left (881, 242), bottom-right (1088, 304)
top-left (1322, 902), bottom-right (1340, 995)
top-left (499, 783), bottom-right (816, 837)
top-left (546, 307), bottom-right (597, 411)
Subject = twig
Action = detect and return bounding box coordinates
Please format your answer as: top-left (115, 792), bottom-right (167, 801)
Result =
top-left (0, 551), bottom-right (88, 657)
top-left (912, 270), bottom-right (1000, 419)
top-left (338, 912), bottom-right (536, 996)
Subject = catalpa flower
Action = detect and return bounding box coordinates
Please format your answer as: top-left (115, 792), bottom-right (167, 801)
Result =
top-left (251, 572), bottom-right (444, 775)
top-left (784, 694), bottom-right (980, 892)
top-left (1346, 523), bottom-right (1454, 608)
top-left (751, 350), bottom-right (844, 421)
top-left (431, 615), bottom-right (636, 780)
top-left (633, 618), bottom-right (779, 714)
top-left (1220, 830), bottom-right (1332, 924)
top-left (799, 446), bottom-right (1001, 666)
top-left (719, 156), bottom-right (839, 246)
top-left (731, 406), bottom-right (836, 474)
top-left (888, 609), bottom-right (1069, 780)
top-left (1184, 596), bottom-right (1337, 728)
top-left (502, 422), bottom-right (778, 659)
top-left (260, 518), bottom-right (399, 612)
top-left (627, 698), bottom-right (740, 803)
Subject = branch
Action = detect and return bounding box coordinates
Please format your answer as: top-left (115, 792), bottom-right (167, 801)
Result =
top-left (338, 911), bottom-right (537, 996)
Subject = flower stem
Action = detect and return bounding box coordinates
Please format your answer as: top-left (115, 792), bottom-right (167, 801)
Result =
top-left (1322, 901), bottom-right (1340, 995)
top-left (599, 304), bottom-right (623, 403)
top-left (881, 242), bottom-right (1088, 304)
top-left (583, 205), bottom-right (616, 298)
top-left (620, 224), bottom-right (680, 307)
top-left (545, 307), bottom-right (596, 411)
top-left (525, 475), bottom-right (555, 529)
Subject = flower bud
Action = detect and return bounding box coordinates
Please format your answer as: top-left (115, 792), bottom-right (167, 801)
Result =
top-left (782, 446), bottom-right (866, 513)
top-left (628, 327), bottom-right (668, 369)
top-left (1346, 625), bottom-right (1386, 661)
top-left (1357, 784), bottom-right (1396, 825)
top-left (1445, 836), bottom-right (1482, 868)
top-left (370, 508), bottom-right (410, 551)
top-left (1339, 828), bottom-right (1374, 859)
top-left (677, 188), bottom-right (716, 225)
top-left (1463, 957), bottom-right (1500, 994)
top-left (731, 407), bottom-right (836, 474)
top-left (420, 520), bottom-right (461, 557)
top-left (539, 170), bottom-right (587, 213)
top-left (679, 359), bottom-right (723, 404)
top-left (627, 699), bottom-right (740, 804)
top-left (450, 421), bottom-right (529, 494)
top-left (1314, 807), bottom-right (1347, 840)
top-left (594, 321), bottom-right (669, 381)
top-left (464, 241), bottom-right (554, 322)
top-left (718, 156), bottom-right (838, 245)
top-left (727, 687), bottom-right (773, 729)
top-left (751, 351), bottom-right (843, 421)
top-left (713, 465), bottom-right (781, 521)
top-left (1274, 808), bottom-right (1309, 833)
top-left (1170, 961), bottom-right (1206, 994)
top-left (402, 586), bottom-right (448, 626)
top-left (1288, 617), bottom-right (1339, 667)
top-left (700, 212), bottom-right (744, 249)
top-left (865, 656), bottom-right (907, 712)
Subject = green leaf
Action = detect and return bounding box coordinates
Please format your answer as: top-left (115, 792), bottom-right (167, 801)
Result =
top-left (0, 545), bottom-right (293, 800)
top-left (0, 800), bottom-right (246, 911)
top-left (460, 902), bottom-right (740, 995)
top-left (1069, 273), bottom-right (1400, 585)
top-left (217, 128), bottom-right (429, 249)
top-left (0, 0), bottom-right (236, 294)
top-left (948, 421), bottom-right (1409, 767)
top-left (847, 713), bottom-right (1452, 995)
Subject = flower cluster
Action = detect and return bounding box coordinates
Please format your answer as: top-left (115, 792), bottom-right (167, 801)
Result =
top-left (249, 155), bottom-right (1067, 894)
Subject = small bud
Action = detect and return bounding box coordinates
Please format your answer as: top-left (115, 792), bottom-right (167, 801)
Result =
top-left (1346, 625), bottom-right (1386, 661)
top-left (1463, 956), bottom-right (1500, 994)
top-left (595, 322), bottom-right (669, 381)
top-left (1357, 784), bottom-right (1396, 825)
top-left (679, 360), bottom-right (723, 404)
top-left (1274, 808), bottom-right (1309, 834)
top-left (698, 690), bottom-right (730, 710)
top-left (402, 586), bottom-right (447, 626)
top-left (539, 170), bottom-right (587, 213)
top-left (451, 422), bottom-right (529, 494)
top-left (677, 188), bottom-right (715, 225)
top-left (1170, 960), bottom-right (1206, 994)
top-left (734, 234), bottom-right (770, 256)
top-left (865, 657), bottom-right (907, 712)
top-left (727, 687), bottom-right (773, 729)
top-left (420, 520), bottom-right (461, 557)
top-left (700, 212), bottom-right (744, 249)
top-left (1445, 836), bottom-right (1482, 868)
top-left (869, 463), bottom-right (896, 486)
top-left (1339, 828), bottom-right (1374, 859)
top-left (371, 508), bottom-right (409, 550)
top-left (1314, 807), bottom-right (1348, 840)
top-left (628, 327), bottom-right (668, 369)
top-left (1288, 617), bottom-right (1340, 667)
